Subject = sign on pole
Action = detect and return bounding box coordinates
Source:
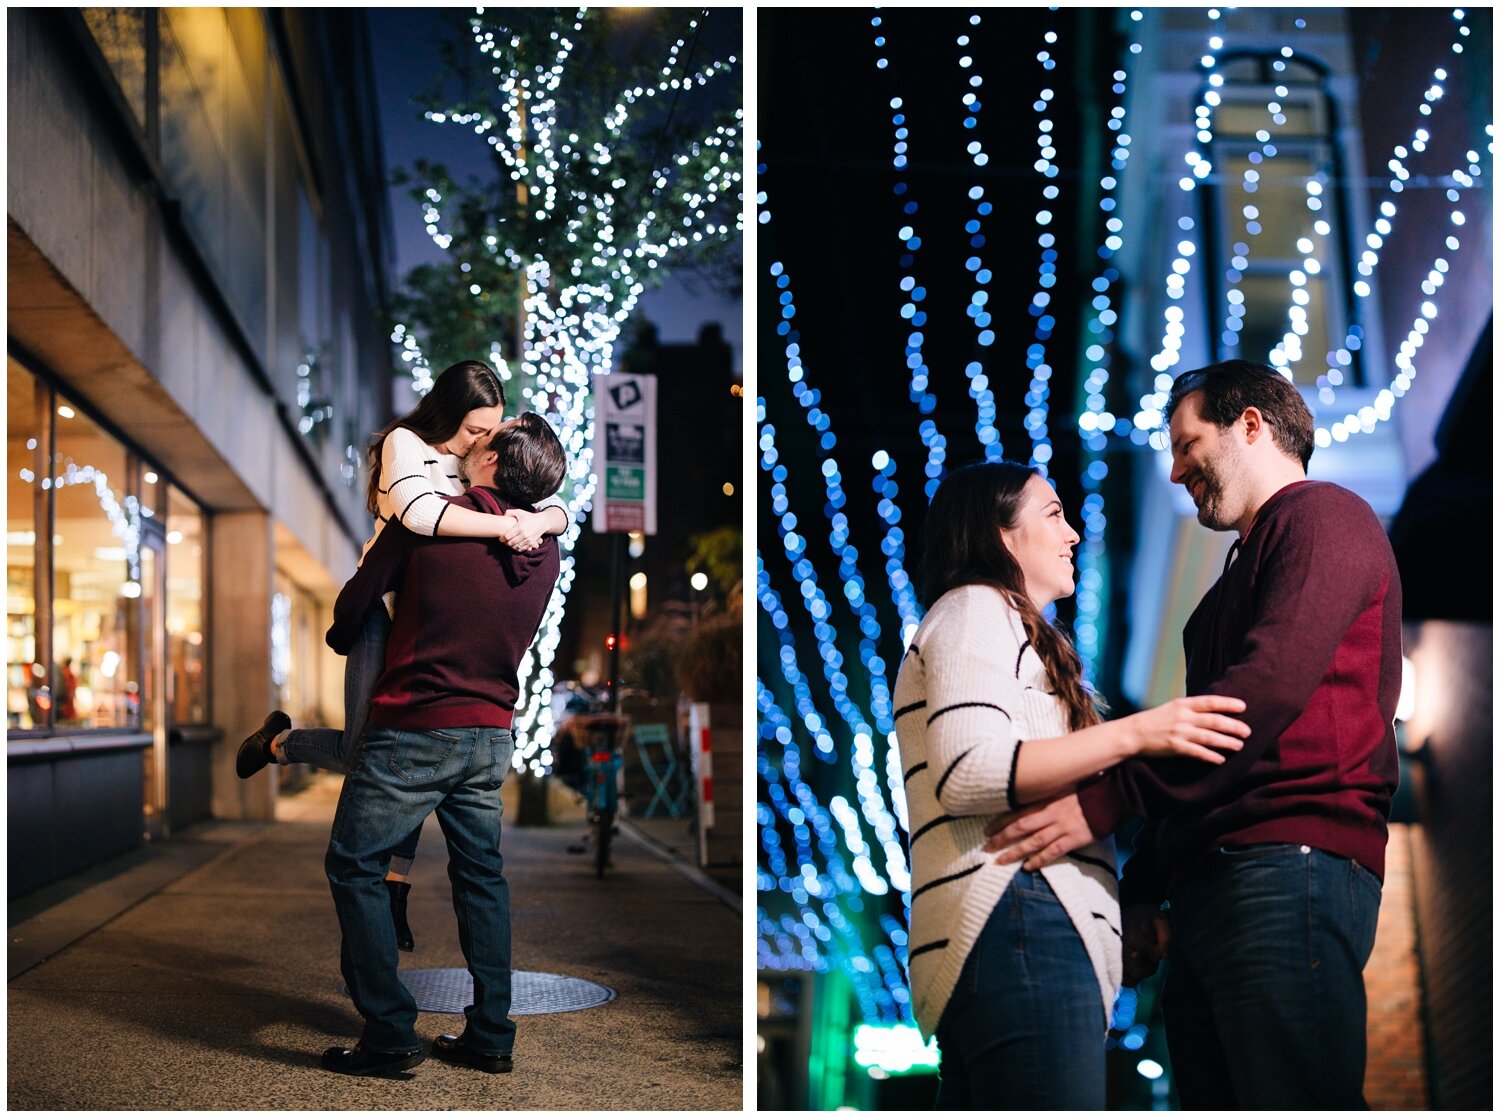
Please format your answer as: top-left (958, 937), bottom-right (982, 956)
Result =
top-left (591, 371), bottom-right (657, 535)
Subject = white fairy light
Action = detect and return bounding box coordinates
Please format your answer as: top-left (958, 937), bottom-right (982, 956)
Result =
top-left (403, 8), bottom-right (740, 770)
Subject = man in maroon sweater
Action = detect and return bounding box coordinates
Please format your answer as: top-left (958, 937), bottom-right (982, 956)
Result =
top-left (320, 413), bottom-right (564, 1077)
top-left (987, 360), bottom-right (1402, 1108)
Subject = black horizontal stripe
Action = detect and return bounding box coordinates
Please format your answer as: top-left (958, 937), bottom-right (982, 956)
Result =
top-left (423, 459), bottom-right (438, 465)
top-left (399, 492), bottom-right (438, 523)
top-left (933, 747), bottom-right (973, 800)
top-left (927, 701), bottom-right (1010, 726)
top-left (908, 939), bottom-right (948, 961)
top-left (1068, 852), bottom-right (1116, 876)
top-left (911, 864), bottom-right (980, 902)
top-left (1015, 639), bottom-right (1031, 678)
top-left (383, 473), bottom-right (426, 492)
top-left (1092, 912), bottom-right (1122, 938)
top-left (909, 815), bottom-right (957, 845)
top-left (903, 760), bottom-right (928, 782)
top-left (894, 700), bottom-right (927, 720)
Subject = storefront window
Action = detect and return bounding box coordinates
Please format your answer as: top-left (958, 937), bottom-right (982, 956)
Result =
top-left (166, 485), bottom-right (208, 725)
top-left (10, 360), bottom-right (213, 744)
top-left (7, 364), bottom-right (47, 729)
top-left (52, 392), bottom-right (137, 729)
top-left (272, 568), bottom-right (332, 738)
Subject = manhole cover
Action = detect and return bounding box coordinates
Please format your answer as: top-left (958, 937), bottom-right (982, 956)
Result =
top-left (342, 969), bottom-right (617, 1015)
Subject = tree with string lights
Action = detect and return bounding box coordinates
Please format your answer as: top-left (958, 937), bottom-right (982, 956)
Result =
top-left (389, 7), bottom-right (742, 771)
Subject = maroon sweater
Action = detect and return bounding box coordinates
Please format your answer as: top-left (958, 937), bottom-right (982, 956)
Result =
top-left (326, 488), bottom-right (560, 730)
top-left (1078, 481), bottom-right (1403, 904)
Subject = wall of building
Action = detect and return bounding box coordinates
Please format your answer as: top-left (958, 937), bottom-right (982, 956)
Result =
top-left (1348, 9), bottom-right (1493, 482)
top-left (7, 8), bottom-right (393, 877)
top-left (1400, 620), bottom-right (1492, 1108)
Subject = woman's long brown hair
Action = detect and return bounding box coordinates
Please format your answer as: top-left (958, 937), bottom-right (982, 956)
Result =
top-left (365, 360), bottom-right (505, 515)
top-left (917, 460), bottom-right (1102, 731)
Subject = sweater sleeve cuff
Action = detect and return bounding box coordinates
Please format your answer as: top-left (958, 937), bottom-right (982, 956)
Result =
top-left (1077, 773), bottom-right (1127, 839)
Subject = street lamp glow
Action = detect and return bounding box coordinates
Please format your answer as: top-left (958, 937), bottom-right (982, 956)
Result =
top-left (629, 572), bottom-right (647, 591)
top-left (690, 572), bottom-right (709, 591)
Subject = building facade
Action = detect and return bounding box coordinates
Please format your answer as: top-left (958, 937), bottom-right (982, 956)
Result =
top-left (1094, 9), bottom-right (1490, 1109)
top-left (8, 9), bottom-right (393, 896)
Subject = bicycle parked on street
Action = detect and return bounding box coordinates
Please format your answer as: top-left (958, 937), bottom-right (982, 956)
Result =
top-left (557, 709), bottom-right (630, 877)
top-left (582, 713), bottom-right (628, 877)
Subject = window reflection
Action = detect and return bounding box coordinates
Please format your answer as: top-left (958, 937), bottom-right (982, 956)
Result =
top-left (7, 364), bottom-right (46, 729)
top-left (52, 392), bottom-right (137, 729)
top-left (166, 485), bottom-right (208, 725)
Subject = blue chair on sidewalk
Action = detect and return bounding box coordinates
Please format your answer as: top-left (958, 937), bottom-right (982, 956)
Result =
top-left (632, 723), bottom-right (687, 819)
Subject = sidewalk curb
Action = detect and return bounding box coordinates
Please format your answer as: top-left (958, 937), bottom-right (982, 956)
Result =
top-left (616, 817), bottom-right (743, 914)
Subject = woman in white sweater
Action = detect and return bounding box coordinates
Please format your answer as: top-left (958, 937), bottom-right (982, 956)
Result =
top-left (236, 360), bottom-right (566, 946)
top-left (894, 460), bottom-right (1248, 1109)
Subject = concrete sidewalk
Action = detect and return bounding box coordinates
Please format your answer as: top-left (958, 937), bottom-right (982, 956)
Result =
top-left (8, 774), bottom-right (743, 1110)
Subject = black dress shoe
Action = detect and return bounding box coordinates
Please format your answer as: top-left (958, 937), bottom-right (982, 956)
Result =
top-left (431, 1033), bottom-right (513, 1073)
top-left (236, 710), bottom-right (291, 778)
top-left (386, 879), bottom-right (415, 952)
top-left (320, 1043), bottom-right (425, 1077)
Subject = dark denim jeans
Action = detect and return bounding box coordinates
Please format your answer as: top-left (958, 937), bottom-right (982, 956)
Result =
top-left (934, 870), bottom-right (1106, 1110)
top-left (325, 724), bottom-right (515, 1055)
top-left (1162, 843), bottom-right (1382, 1109)
top-left (282, 608), bottom-right (423, 867)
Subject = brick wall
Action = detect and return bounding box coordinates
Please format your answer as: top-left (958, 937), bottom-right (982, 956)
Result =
top-left (1401, 621), bottom-right (1492, 1109)
top-left (1363, 824), bottom-right (1427, 1109)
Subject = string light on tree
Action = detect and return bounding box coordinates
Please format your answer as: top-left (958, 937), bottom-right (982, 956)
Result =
top-left (390, 8), bottom-right (740, 773)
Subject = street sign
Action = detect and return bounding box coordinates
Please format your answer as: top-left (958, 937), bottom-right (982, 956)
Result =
top-left (591, 371), bottom-right (657, 534)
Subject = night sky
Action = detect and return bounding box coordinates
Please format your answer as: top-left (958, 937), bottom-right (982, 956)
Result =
top-left (366, 8), bottom-right (743, 375)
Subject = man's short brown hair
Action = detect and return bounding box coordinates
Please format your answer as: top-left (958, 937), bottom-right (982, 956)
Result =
top-left (1165, 359), bottom-right (1315, 469)
top-left (488, 412), bottom-right (566, 507)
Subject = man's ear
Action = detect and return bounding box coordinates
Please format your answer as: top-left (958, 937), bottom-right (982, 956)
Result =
top-left (1240, 406), bottom-right (1266, 444)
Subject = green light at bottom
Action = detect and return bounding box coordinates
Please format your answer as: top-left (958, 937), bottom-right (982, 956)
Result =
top-left (852, 1023), bottom-right (941, 1075)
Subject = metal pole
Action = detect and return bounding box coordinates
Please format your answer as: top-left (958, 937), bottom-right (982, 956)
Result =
top-left (608, 532), bottom-right (626, 712)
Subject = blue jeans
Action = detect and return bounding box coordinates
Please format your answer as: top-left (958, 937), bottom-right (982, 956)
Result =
top-left (283, 609), bottom-right (422, 869)
top-left (934, 870), bottom-right (1105, 1109)
top-left (325, 725), bottom-right (516, 1055)
top-left (1162, 843), bottom-right (1382, 1109)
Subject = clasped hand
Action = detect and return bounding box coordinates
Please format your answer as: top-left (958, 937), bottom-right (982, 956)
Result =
top-left (497, 508), bottom-right (547, 551)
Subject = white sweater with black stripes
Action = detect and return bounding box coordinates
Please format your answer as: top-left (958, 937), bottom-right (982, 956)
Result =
top-left (367, 426), bottom-right (563, 559)
top-left (894, 583), bottom-right (1122, 1040)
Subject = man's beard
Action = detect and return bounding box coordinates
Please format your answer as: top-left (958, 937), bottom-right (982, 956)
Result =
top-left (1193, 451), bottom-right (1237, 530)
